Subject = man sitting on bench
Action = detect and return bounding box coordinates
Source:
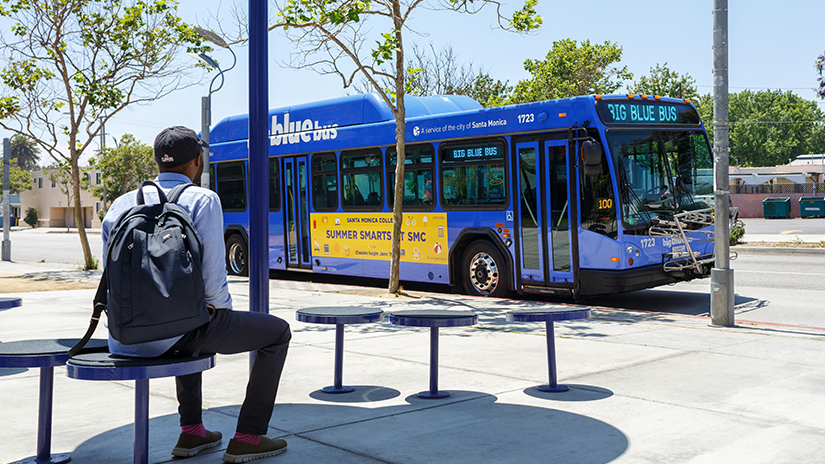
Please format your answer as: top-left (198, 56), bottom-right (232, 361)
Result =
top-left (102, 126), bottom-right (291, 463)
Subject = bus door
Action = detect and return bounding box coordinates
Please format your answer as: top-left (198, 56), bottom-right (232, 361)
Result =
top-left (283, 156), bottom-right (312, 268)
top-left (515, 139), bottom-right (573, 288)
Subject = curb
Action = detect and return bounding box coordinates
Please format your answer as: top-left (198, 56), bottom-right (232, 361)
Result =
top-left (733, 245), bottom-right (825, 256)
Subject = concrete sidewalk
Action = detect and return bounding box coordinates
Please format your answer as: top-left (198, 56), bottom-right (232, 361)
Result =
top-left (1, 261), bottom-right (824, 463)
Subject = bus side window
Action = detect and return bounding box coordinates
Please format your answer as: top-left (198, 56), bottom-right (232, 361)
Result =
top-left (216, 161), bottom-right (247, 212)
top-left (387, 144), bottom-right (435, 210)
top-left (440, 140), bottom-right (507, 209)
top-left (341, 149), bottom-right (383, 211)
top-left (268, 158), bottom-right (281, 212)
top-left (311, 153), bottom-right (338, 211)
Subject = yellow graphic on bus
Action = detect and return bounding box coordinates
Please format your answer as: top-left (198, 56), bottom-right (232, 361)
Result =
top-left (310, 212), bottom-right (448, 264)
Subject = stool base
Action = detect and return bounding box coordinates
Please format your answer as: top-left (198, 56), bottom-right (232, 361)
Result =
top-left (417, 390), bottom-right (450, 399)
top-left (322, 385), bottom-right (355, 394)
top-left (17, 453), bottom-right (71, 464)
top-left (538, 384), bottom-right (569, 393)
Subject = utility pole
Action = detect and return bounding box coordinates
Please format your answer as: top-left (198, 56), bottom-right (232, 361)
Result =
top-left (100, 122), bottom-right (108, 213)
top-left (711, 0), bottom-right (735, 327)
top-left (201, 96), bottom-right (210, 189)
top-left (2, 138), bottom-right (11, 261)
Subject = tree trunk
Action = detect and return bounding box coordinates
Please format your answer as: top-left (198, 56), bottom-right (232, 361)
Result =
top-left (388, 0), bottom-right (406, 294)
top-left (71, 159), bottom-right (95, 269)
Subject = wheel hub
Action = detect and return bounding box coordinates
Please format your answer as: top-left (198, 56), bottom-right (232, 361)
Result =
top-left (469, 252), bottom-right (499, 294)
top-left (229, 243), bottom-right (245, 274)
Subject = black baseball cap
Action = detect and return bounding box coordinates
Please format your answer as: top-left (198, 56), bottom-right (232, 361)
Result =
top-left (153, 126), bottom-right (208, 167)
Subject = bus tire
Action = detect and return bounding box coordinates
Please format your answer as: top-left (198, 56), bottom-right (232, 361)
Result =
top-left (461, 241), bottom-right (508, 297)
top-left (226, 234), bottom-right (248, 277)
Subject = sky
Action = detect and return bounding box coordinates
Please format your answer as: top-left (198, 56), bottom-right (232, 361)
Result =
top-left (2, 0), bottom-right (825, 162)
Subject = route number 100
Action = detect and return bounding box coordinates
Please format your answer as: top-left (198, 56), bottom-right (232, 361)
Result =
top-left (598, 198), bottom-right (613, 209)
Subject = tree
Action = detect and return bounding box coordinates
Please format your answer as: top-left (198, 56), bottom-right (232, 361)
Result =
top-left (353, 43), bottom-right (513, 108)
top-left (508, 39), bottom-right (632, 104)
top-left (47, 162), bottom-right (86, 232)
top-left (695, 89), bottom-right (825, 167)
top-left (275, 0), bottom-right (541, 293)
top-left (10, 135), bottom-right (40, 170)
top-left (816, 51), bottom-right (825, 99)
top-left (629, 63), bottom-right (698, 100)
top-left (8, 158), bottom-right (32, 194)
top-left (0, 0), bottom-right (208, 269)
top-left (88, 134), bottom-right (158, 206)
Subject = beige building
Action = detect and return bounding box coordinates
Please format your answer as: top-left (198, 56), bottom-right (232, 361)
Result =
top-left (19, 168), bottom-right (104, 229)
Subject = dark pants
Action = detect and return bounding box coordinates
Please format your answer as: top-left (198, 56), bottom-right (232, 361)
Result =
top-left (166, 309), bottom-right (291, 435)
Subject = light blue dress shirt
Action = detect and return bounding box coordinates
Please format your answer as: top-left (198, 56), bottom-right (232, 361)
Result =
top-left (101, 172), bottom-right (233, 356)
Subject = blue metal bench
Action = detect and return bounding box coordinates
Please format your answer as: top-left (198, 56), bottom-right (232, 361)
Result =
top-left (506, 306), bottom-right (592, 392)
top-left (67, 352), bottom-right (215, 464)
top-left (296, 307), bottom-right (384, 393)
top-left (0, 296), bottom-right (23, 310)
top-left (389, 310), bottom-right (478, 399)
top-left (0, 338), bottom-right (108, 464)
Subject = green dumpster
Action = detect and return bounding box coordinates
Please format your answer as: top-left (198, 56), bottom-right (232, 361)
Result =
top-left (799, 197), bottom-right (825, 218)
top-left (762, 197), bottom-right (791, 219)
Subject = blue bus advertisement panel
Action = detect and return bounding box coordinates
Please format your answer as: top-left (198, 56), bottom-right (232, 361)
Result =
top-left (209, 93), bottom-right (719, 299)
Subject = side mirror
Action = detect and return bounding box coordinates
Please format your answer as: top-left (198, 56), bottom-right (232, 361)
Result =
top-left (581, 139), bottom-right (602, 176)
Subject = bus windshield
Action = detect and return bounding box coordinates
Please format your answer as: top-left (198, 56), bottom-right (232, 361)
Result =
top-left (607, 129), bottom-right (713, 229)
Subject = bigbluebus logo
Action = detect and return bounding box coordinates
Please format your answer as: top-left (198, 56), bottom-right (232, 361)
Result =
top-left (270, 113), bottom-right (339, 146)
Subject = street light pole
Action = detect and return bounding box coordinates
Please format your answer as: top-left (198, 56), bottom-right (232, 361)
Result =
top-left (100, 122), bottom-right (107, 213)
top-left (191, 28), bottom-right (236, 190)
top-left (3, 138), bottom-right (11, 261)
top-left (711, 0), bottom-right (735, 327)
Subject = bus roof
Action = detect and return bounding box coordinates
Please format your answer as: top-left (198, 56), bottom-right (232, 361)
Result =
top-left (211, 93), bottom-right (482, 143)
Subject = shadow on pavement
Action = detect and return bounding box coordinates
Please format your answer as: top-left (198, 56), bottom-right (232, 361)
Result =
top-left (0, 367), bottom-right (28, 377)
top-left (70, 395), bottom-right (628, 464)
top-left (523, 384), bottom-right (614, 402)
top-left (309, 385), bottom-right (401, 403)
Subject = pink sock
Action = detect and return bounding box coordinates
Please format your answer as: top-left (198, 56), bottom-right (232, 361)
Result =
top-left (181, 423), bottom-right (207, 438)
top-left (233, 433), bottom-right (261, 446)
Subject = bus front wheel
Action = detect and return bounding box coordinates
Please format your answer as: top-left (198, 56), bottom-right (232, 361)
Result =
top-left (226, 234), bottom-right (248, 277)
top-left (461, 241), bottom-right (508, 297)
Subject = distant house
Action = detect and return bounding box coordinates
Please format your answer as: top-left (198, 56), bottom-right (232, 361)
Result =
top-left (18, 168), bottom-right (103, 228)
top-left (729, 155), bottom-right (825, 217)
top-left (0, 194), bottom-right (21, 225)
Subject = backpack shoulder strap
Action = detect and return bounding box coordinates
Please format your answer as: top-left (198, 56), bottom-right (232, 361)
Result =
top-left (68, 268), bottom-right (109, 357)
top-left (136, 180), bottom-right (169, 205)
top-left (167, 183), bottom-right (194, 204)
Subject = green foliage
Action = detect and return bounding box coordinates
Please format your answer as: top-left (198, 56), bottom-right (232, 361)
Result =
top-left (88, 134), bottom-right (158, 203)
top-left (10, 135), bottom-right (40, 170)
top-left (0, 0), bottom-right (207, 270)
top-left (509, 39), bottom-right (632, 104)
top-left (730, 225), bottom-right (745, 246)
top-left (466, 73), bottom-right (512, 108)
top-left (8, 158), bottom-right (32, 194)
top-left (695, 89), bottom-right (825, 167)
top-left (23, 207), bottom-right (38, 228)
top-left (629, 63), bottom-right (698, 100)
top-left (816, 51), bottom-right (824, 99)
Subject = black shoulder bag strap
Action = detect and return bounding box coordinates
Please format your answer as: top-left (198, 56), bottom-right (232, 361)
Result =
top-left (167, 182), bottom-right (193, 204)
top-left (68, 269), bottom-right (109, 357)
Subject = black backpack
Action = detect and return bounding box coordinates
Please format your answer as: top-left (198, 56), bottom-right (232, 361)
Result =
top-left (70, 181), bottom-right (210, 356)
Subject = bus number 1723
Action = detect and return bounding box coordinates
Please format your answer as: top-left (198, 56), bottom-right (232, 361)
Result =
top-left (518, 113), bottom-right (535, 123)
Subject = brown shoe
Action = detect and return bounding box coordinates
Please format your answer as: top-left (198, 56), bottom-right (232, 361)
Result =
top-left (171, 430), bottom-right (222, 457)
top-left (222, 436), bottom-right (287, 463)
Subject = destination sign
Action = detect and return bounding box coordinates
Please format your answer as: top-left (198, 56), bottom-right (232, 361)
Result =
top-left (596, 100), bottom-right (701, 126)
top-left (443, 142), bottom-right (503, 162)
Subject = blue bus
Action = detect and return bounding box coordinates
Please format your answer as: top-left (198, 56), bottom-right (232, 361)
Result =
top-left (208, 92), bottom-right (719, 299)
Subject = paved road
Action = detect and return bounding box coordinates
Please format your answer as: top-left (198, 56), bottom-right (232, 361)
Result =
top-left (741, 217), bottom-right (825, 235)
top-left (587, 251), bottom-right (825, 329)
top-left (4, 226), bottom-right (823, 329)
top-left (2, 227), bottom-right (103, 267)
